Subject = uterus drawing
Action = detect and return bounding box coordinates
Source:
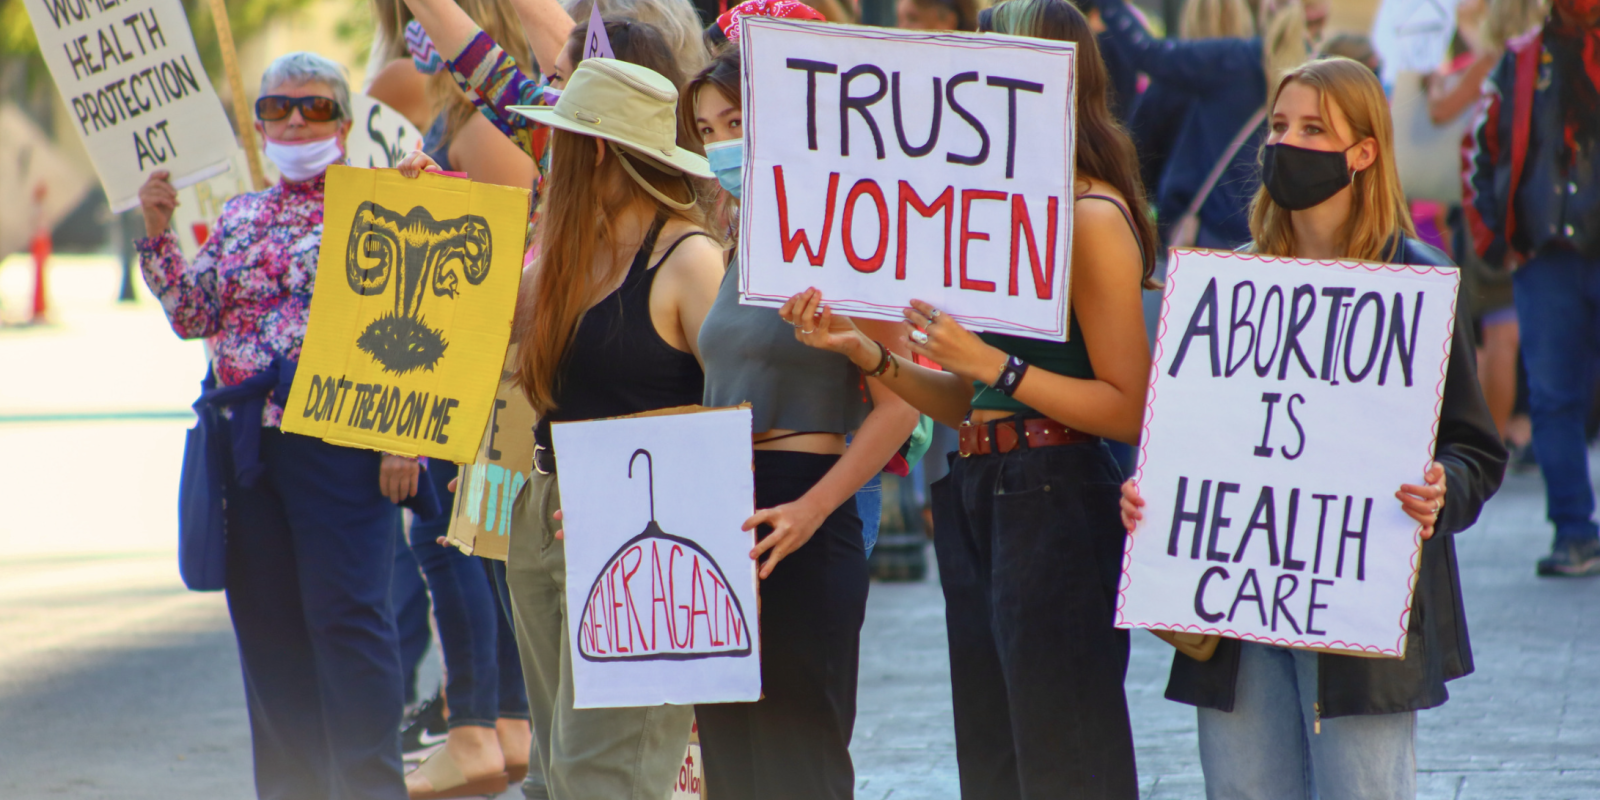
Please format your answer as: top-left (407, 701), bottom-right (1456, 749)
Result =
top-left (345, 201), bottom-right (493, 374)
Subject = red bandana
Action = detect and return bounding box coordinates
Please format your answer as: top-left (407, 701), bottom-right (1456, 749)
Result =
top-left (717, 0), bottom-right (827, 43)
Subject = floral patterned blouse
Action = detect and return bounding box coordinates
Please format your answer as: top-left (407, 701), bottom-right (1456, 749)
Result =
top-left (137, 176), bottom-right (325, 427)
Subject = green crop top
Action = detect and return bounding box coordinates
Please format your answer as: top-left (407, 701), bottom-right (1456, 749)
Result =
top-left (969, 193), bottom-right (1143, 415)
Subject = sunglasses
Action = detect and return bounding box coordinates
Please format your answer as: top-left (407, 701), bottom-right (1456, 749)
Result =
top-left (255, 95), bottom-right (343, 123)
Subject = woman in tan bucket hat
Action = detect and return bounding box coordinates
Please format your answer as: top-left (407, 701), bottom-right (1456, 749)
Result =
top-left (404, 56), bottom-right (724, 799)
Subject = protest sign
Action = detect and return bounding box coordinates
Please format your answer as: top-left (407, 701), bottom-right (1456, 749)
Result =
top-left (1371, 0), bottom-right (1460, 85)
top-left (551, 406), bottom-right (759, 709)
top-left (447, 344), bottom-right (538, 562)
top-left (738, 18), bottom-right (1079, 340)
top-left (283, 166), bottom-right (531, 462)
top-left (1116, 250), bottom-right (1459, 657)
top-left (21, 0), bottom-right (238, 212)
top-left (347, 95), bottom-right (426, 171)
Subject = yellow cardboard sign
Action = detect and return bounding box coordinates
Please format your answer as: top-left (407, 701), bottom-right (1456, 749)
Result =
top-left (284, 165), bottom-right (530, 461)
top-left (447, 344), bottom-right (539, 561)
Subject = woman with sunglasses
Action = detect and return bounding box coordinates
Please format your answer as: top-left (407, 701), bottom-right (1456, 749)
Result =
top-left (1121, 58), bottom-right (1506, 800)
top-left (136, 52), bottom-right (416, 800)
top-left (784, 1), bottom-right (1157, 796)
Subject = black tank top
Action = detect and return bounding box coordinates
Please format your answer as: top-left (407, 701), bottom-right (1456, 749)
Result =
top-left (538, 217), bottom-right (706, 447)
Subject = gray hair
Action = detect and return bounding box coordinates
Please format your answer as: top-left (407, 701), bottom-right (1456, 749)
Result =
top-left (259, 52), bottom-right (352, 120)
top-left (566, 0), bottom-right (707, 77)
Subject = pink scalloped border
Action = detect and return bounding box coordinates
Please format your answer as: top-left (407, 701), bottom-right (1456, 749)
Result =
top-left (1114, 248), bottom-right (1459, 658)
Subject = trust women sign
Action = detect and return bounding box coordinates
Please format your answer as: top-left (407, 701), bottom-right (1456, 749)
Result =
top-left (1117, 250), bottom-right (1459, 657)
top-left (738, 18), bottom-right (1077, 340)
top-left (283, 166), bottom-right (531, 462)
top-left (551, 406), bottom-right (760, 709)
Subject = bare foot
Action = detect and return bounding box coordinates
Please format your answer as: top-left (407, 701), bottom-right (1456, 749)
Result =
top-left (405, 726), bottom-right (505, 794)
top-left (497, 717), bottom-right (533, 777)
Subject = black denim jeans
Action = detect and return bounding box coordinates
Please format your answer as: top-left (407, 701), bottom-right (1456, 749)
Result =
top-left (932, 437), bottom-right (1138, 800)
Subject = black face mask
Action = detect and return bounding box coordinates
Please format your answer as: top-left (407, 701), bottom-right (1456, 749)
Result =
top-left (1261, 142), bottom-right (1355, 211)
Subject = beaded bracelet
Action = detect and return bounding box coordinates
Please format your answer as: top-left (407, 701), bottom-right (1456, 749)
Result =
top-left (863, 340), bottom-right (892, 377)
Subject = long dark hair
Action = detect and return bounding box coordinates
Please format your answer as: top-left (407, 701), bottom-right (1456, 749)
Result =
top-left (990, 0), bottom-right (1160, 288)
top-left (680, 45), bottom-right (741, 151)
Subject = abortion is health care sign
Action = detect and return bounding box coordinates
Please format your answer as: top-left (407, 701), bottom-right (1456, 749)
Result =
top-left (21, 0), bottom-right (238, 212)
top-left (1117, 250), bottom-right (1459, 657)
top-left (738, 19), bottom-right (1077, 340)
top-left (552, 406), bottom-right (760, 709)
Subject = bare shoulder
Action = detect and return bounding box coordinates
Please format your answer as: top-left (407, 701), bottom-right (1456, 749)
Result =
top-left (653, 222), bottom-right (727, 292)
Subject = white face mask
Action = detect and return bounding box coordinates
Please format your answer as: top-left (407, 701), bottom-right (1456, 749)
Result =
top-left (264, 135), bottom-right (344, 182)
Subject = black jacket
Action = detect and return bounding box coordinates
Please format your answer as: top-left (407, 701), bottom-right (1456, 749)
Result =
top-left (1165, 236), bottom-right (1509, 719)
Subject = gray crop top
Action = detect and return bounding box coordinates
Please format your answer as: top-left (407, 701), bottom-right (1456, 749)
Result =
top-left (699, 258), bottom-right (872, 434)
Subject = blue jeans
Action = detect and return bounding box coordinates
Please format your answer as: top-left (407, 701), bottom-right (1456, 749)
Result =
top-left (856, 474), bottom-right (882, 557)
top-left (225, 430), bottom-right (406, 800)
top-left (1197, 643), bottom-right (1416, 800)
top-left (410, 461), bottom-right (530, 728)
top-left (1514, 250), bottom-right (1600, 545)
top-left (390, 520), bottom-right (431, 706)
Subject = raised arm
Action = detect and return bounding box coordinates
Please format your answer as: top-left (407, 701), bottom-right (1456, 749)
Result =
top-left (508, 0), bottom-right (576, 78)
top-left (403, 0), bottom-right (550, 145)
top-left (1097, 0), bottom-right (1262, 92)
top-left (135, 170), bottom-right (227, 340)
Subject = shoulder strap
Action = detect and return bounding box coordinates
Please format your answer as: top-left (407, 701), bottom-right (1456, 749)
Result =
top-left (625, 214), bottom-right (669, 279)
top-left (649, 231), bottom-right (713, 271)
top-left (1079, 194), bottom-right (1147, 271)
top-left (1182, 106), bottom-right (1267, 223)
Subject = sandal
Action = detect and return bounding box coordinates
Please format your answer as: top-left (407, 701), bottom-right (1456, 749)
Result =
top-left (406, 747), bottom-right (509, 800)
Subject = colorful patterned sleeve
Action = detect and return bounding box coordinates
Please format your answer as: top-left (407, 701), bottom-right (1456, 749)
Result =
top-left (136, 226), bottom-right (225, 340)
top-left (448, 29), bottom-right (548, 154)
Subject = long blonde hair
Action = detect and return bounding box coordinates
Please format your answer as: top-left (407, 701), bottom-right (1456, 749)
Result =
top-left (1249, 58), bottom-right (1414, 262)
top-left (429, 0), bottom-right (536, 142)
top-left (1181, 0), bottom-right (1256, 39)
top-left (1259, 0), bottom-right (1311, 108)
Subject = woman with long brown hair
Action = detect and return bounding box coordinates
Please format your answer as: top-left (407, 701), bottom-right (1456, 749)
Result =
top-left (1122, 58), bottom-right (1506, 799)
top-left (786, 0), bottom-right (1156, 796)
top-left (406, 56), bottom-right (726, 799)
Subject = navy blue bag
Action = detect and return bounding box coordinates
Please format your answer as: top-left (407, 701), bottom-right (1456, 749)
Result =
top-left (178, 369), bottom-right (228, 591)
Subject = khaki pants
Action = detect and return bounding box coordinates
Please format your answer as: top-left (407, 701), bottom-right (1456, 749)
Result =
top-left (507, 468), bottom-right (694, 800)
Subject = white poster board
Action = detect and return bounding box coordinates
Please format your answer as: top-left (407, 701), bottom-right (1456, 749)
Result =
top-left (739, 19), bottom-right (1078, 341)
top-left (1371, 0), bottom-right (1461, 85)
top-left (552, 406), bottom-right (760, 708)
top-left (1117, 250), bottom-right (1459, 657)
top-left (21, 0), bottom-right (238, 212)
top-left (346, 94), bottom-right (427, 171)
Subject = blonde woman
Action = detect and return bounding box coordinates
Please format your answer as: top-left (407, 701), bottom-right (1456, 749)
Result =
top-left (1099, 0), bottom-right (1310, 248)
top-left (1122, 59), bottom-right (1507, 800)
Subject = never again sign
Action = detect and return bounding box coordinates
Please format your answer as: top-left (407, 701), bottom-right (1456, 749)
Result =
top-left (738, 19), bottom-right (1077, 340)
top-left (553, 406), bottom-right (759, 709)
top-left (21, 0), bottom-right (237, 212)
top-left (1117, 250), bottom-right (1459, 657)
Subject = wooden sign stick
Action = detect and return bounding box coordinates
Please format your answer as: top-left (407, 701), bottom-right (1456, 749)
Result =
top-left (207, 0), bottom-right (269, 190)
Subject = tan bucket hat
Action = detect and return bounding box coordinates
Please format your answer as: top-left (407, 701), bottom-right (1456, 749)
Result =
top-left (508, 58), bottom-right (712, 181)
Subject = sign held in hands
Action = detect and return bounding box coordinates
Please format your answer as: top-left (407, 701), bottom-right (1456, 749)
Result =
top-left (284, 166), bottom-right (531, 462)
top-left (552, 406), bottom-right (760, 708)
top-left (1117, 250), bottom-right (1459, 658)
top-left (20, 0), bottom-right (238, 211)
top-left (738, 19), bottom-right (1079, 341)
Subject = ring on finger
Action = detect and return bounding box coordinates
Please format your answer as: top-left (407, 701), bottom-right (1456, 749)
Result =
top-left (928, 307), bottom-right (942, 321)
top-left (910, 329), bottom-right (930, 345)
top-left (801, 328), bottom-right (816, 335)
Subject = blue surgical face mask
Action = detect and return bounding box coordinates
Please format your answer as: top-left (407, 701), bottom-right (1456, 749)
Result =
top-left (703, 138), bottom-right (743, 201)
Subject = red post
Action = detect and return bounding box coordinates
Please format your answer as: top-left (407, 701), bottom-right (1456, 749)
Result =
top-left (29, 182), bottom-right (50, 323)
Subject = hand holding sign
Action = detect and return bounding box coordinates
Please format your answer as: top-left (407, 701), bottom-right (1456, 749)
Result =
top-left (138, 170), bottom-right (180, 238)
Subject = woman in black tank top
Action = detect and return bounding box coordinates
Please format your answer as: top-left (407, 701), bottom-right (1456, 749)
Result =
top-left (419, 59), bottom-right (728, 800)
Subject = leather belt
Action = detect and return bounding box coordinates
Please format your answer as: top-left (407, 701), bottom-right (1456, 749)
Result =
top-left (959, 416), bottom-right (1096, 457)
top-left (533, 443), bottom-right (556, 475)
